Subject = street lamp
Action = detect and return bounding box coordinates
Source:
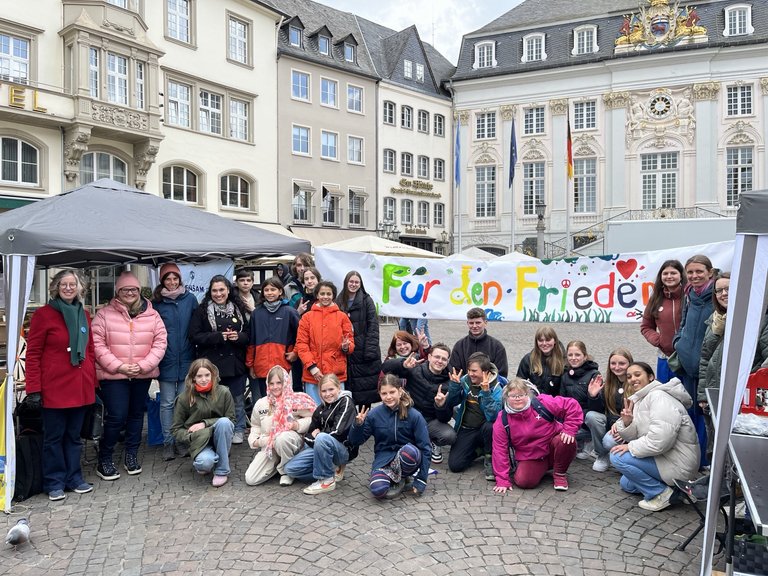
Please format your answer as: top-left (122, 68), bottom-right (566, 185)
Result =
top-left (377, 221), bottom-right (401, 241)
top-left (535, 201), bottom-right (546, 258)
top-left (434, 229), bottom-right (450, 255)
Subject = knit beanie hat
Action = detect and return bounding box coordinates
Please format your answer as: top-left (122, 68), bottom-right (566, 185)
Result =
top-left (159, 262), bottom-right (182, 282)
top-left (115, 271), bottom-right (141, 291)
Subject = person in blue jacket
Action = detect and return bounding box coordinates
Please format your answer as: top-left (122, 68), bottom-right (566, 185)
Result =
top-left (152, 262), bottom-right (199, 461)
top-left (348, 374), bottom-right (431, 499)
top-left (436, 351), bottom-right (505, 480)
top-left (673, 254), bottom-right (716, 469)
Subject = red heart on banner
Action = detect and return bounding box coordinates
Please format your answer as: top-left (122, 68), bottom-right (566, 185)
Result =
top-left (616, 259), bottom-right (637, 279)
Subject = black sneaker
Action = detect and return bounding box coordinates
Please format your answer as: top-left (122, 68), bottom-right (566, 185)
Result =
top-left (162, 444), bottom-right (175, 462)
top-left (96, 460), bottom-right (121, 481)
top-left (124, 453), bottom-right (142, 475)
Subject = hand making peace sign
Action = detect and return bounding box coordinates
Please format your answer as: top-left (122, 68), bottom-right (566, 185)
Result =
top-left (434, 383), bottom-right (447, 407)
top-left (355, 406), bottom-right (369, 425)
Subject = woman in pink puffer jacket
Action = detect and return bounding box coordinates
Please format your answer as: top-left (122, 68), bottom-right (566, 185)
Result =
top-left (92, 271), bottom-right (167, 482)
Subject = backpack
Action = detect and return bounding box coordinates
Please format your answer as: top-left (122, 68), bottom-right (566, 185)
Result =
top-left (501, 396), bottom-right (557, 476)
top-left (14, 432), bottom-right (43, 502)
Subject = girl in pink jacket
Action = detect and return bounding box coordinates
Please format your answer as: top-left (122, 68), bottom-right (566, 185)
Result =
top-left (92, 271), bottom-right (167, 482)
top-left (491, 379), bottom-right (583, 492)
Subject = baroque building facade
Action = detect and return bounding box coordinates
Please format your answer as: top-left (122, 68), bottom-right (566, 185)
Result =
top-left (0, 0), bottom-right (283, 229)
top-left (451, 0), bottom-right (768, 255)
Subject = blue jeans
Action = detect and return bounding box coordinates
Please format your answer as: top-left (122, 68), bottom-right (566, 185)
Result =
top-left (610, 450), bottom-right (667, 500)
top-left (679, 371), bottom-right (707, 468)
top-left (41, 406), bottom-right (88, 492)
top-left (283, 433), bottom-right (349, 481)
top-left (584, 411), bottom-right (608, 456)
top-left (602, 430), bottom-right (619, 452)
top-left (99, 378), bottom-right (152, 460)
top-left (399, 318), bottom-right (431, 346)
top-left (193, 418), bottom-right (234, 476)
top-left (159, 380), bottom-right (184, 446)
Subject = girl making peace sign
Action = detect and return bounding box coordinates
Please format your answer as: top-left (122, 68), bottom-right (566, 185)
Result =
top-left (347, 375), bottom-right (431, 499)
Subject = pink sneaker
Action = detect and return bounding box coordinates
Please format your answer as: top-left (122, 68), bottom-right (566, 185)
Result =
top-left (553, 473), bottom-right (569, 491)
top-left (212, 475), bottom-right (228, 487)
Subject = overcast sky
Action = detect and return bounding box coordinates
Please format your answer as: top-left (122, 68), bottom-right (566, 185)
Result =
top-left (320, 0), bottom-right (525, 64)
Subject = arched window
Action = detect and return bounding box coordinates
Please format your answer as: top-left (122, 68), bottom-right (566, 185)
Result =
top-left (81, 151), bottom-right (127, 184)
top-left (220, 173), bottom-right (251, 210)
top-left (0, 136), bottom-right (39, 185)
top-left (162, 165), bottom-right (198, 203)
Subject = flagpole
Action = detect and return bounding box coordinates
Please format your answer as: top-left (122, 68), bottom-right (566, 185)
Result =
top-left (566, 106), bottom-right (573, 257)
top-left (509, 117), bottom-right (518, 254)
top-left (454, 119), bottom-right (462, 252)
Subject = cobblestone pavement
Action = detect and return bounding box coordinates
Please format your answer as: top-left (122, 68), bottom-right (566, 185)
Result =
top-left (3, 322), bottom-right (710, 575)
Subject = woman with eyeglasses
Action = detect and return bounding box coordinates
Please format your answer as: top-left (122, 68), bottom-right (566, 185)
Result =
top-left (491, 379), bottom-right (583, 493)
top-left (92, 271), bottom-right (168, 482)
top-left (697, 273), bottom-right (729, 411)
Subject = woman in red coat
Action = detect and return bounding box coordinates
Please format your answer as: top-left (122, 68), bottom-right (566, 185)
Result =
top-left (25, 270), bottom-right (97, 501)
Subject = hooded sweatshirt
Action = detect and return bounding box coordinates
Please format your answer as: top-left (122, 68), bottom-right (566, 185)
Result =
top-left (438, 363), bottom-right (506, 431)
top-left (304, 390), bottom-right (356, 446)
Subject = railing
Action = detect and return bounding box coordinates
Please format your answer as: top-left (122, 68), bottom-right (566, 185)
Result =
top-left (549, 206), bottom-right (726, 254)
top-left (348, 209), bottom-right (369, 228)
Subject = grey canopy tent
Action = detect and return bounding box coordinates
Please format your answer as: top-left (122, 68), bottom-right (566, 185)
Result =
top-left (700, 190), bottom-right (768, 575)
top-left (0, 179), bottom-right (310, 510)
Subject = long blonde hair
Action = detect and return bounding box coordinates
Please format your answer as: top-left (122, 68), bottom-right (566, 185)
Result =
top-left (184, 358), bottom-right (220, 406)
top-left (604, 348), bottom-right (634, 416)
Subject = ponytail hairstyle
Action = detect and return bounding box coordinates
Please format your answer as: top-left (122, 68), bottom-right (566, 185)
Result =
top-left (379, 373), bottom-right (413, 420)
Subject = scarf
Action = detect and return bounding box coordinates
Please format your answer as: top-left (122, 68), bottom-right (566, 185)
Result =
top-left (206, 300), bottom-right (243, 332)
top-left (266, 366), bottom-right (316, 458)
top-left (161, 285), bottom-right (186, 300)
top-left (504, 398), bottom-right (531, 414)
top-left (711, 310), bottom-right (726, 336)
top-left (262, 299), bottom-right (284, 314)
top-left (48, 297), bottom-right (88, 366)
top-left (685, 278), bottom-right (714, 297)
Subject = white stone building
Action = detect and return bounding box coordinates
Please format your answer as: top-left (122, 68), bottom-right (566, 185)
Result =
top-left (451, 0), bottom-right (768, 255)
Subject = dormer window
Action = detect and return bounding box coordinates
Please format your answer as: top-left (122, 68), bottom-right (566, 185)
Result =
top-left (572, 25), bottom-right (598, 55)
top-left (473, 41), bottom-right (496, 69)
top-left (289, 26), bottom-right (302, 47)
top-left (416, 63), bottom-right (424, 82)
top-left (344, 42), bottom-right (355, 62)
top-left (724, 5), bottom-right (754, 37)
top-left (404, 60), bottom-right (413, 78)
top-left (522, 33), bottom-right (546, 62)
top-left (318, 34), bottom-right (330, 55)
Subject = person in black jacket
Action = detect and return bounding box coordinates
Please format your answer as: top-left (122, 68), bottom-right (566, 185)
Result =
top-left (449, 308), bottom-right (508, 378)
top-left (381, 343), bottom-right (455, 464)
top-left (337, 271), bottom-right (382, 410)
top-left (283, 374), bottom-right (356, 494)
top-left (560, 340), bottom-right (603, 460)
top-left (188, 275), bottom-right (250, 445)
top-left (516, 326), bottom-right (566, 396)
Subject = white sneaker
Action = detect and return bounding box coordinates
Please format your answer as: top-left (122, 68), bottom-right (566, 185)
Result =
top-left (638, 486), bottom-right (674, 512)
top-left (575, 441), bottom-right (595, 460)
top-left (303, 477), bottom-right (336, 495)
top-left (592, 454), bottom-right (610, 472)
top-left (279, 475), bottom-right (294, 486)
top-left (231, 432), bottom-right (244, 445)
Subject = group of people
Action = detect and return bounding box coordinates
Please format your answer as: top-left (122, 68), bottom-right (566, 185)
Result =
top-left (24, 251), bottom-right (765, 507)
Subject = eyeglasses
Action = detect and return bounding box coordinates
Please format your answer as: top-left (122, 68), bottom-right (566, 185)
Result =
top-left (715, 287), bottom-right (729, 295)
top-left (119, 288), bottom-right (140, 294)
top-left (507, 394), bottom-right (528, 400)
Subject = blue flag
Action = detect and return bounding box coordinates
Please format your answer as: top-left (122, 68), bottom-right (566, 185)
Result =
top-left (454, 121), bottom-right (461, 187)
top-left (509, 118), bottom-right (518, 188)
